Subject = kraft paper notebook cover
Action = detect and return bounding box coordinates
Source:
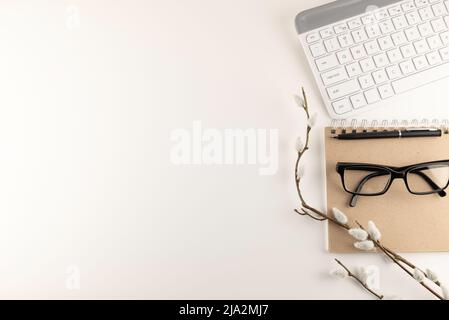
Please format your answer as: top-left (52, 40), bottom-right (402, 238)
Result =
top-left (325, 120), bottom-right (449, 253)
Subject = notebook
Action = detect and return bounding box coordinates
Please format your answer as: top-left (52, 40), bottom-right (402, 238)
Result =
top-left (325, 119), bottom-right (449, 253)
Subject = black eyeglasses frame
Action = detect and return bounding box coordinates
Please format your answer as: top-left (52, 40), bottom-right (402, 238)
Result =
top-left (336, 160), bottom-right (449, 207)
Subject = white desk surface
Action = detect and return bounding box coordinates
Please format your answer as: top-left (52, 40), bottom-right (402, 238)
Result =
top-left (2, 0), bottom-right (449, 299)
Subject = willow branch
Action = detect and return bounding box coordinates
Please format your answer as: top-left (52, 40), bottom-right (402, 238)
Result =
top-left (294, 208), bottom-right (326, 221)
top-left (355, 222), bottom-right (444, 300)
top-left (334, 258), bottom-right (383, 300)
top-left (294, 89), bottom-right (349, 230)
top-left (293, 87), bottom-right (445, 300)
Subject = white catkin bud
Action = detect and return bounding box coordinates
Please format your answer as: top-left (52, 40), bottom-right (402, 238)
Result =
top-left (367, 221), bottom-right (382, 241)
top-left (295, 137), bottom-right (304, 152)
top-left (329, 268), bottom-right (348, 279)
top-left (308, 113), bottom-right (317, 128)
top-left (293, 94), bottom-right (305, 108)
top-left (332, 208), bottom-right (348, 225)
top-left (413, 268), bottom-right (425, 282)
top-left (352, 266), bottom-right (364, 279)
top-left (354, 240), bottom-right (375, 251)
top-left (351, 265), bottom-right (379, 290)
top-left (441, 285), bottom-right (449, 300)
top-left (425, 269), bottom-right (439, 283)
top-left (348, 228), bottom-right (369, 241)
top-left (296, 166), bottom-right (305, 180)
top-left (362, 265), bottom-right (380, 290)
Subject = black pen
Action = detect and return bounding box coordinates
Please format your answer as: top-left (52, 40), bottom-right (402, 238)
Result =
top-left (333, 128), bottom-right (442, 140)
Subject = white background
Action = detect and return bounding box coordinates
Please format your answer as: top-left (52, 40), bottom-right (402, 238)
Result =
top-left (2, 0), bottom-right (449, 299)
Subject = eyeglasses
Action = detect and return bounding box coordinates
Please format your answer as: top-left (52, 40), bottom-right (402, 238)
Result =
top-left (336, 160), bottom-right (449, 207)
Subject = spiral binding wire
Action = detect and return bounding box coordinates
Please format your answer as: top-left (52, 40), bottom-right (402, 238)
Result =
top-left (330, 119), bottom-right (449, 134)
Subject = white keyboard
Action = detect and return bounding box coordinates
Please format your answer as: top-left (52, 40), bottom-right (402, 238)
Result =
top-left (297, 0), bottom-right (449, 118)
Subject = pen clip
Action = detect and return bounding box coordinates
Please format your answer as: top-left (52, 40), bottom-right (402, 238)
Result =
top-left (404, 127), bottom-right (439, 131)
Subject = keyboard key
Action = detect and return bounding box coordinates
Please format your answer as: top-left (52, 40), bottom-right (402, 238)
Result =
top-left (364, 88), bottom-right (381, 103)
top-left (445, 15), bottom-right (449, 28)
top-left (432, 3), bottom-right (447, 16)
top-left (309, 42), bottom-right (326, 57)
top-left (350, 45), bottom-right (367, 59)
top-left (336, 49), bottom-right (352, 64)
top-left (324, 38), bottom-right (340, 52)
top-left (418, 22), bottom-right (433, 36)
top-left (360, 57), bottom-right (376, 72)
top-left (332, 98), bottom-right (353, 114)
top-left (365, 24), bottom-right (381, 38)
top-left (405, 26), bottom-right (421, 41)
top-left (378, 84), bottom-right (394, 99)
top-left (389, 6), bottom-right (403, 16)
top-left (338, 34), bottom-right (354, 47)
top-left (378, 36), bottom-right (394, 50)
top-left (348, 18), bottom-right (362, 29)
top-left (391, 31), bottom-right (407, 45)
top-left (306, 33), bottom-right (320, 43)
top-left (400, 60), bottom-right (416, 74)
top-left (352, 29), bottom-right (368, 43)
top-left (439, 46), bottom-right (449, 59)
top-left (358, 74), bottom-right (375, 88)
top-left (419, 7), bottom-right (434, 20)
top-left (431, 18), bottom-right (446, 32)
top-left (440, 30), bottom-right (449, 44)
top-left (365, 40), bottom-right (381, 55)
top-left (373, 52), bottom-right (389, 67)
top-left (315, 54), bottom-right (339, 71)
top-left (379, 20), bottom-right (395, 33)
top-left (402, 1), bottom-right (417, 12)
top-left (375, 10), bottom-right (389, 21)
top-left (426, 51), bottom-right (442, 65)
top-left (392, 15), bottom-right (408, 29)
top-left (427, 35), bottom-right (443, 49)
top-left (401, 43), bottom-right (417, 57)
top-left (361, 14), bottom-right (376, 25)
top-left (327, 79), bottom-right (360, 100)
top-left (346, 62), bottom-right (362, 77)
top-left (320, 28), bottom-right (334, 38)
top-left (405, 11), bottom-right (421, 24)
top-left (413, 55), bottom-right (429, 69)
top-left (392, 60), bottom-right (449, 93)
top-left (373, 69), bottom-right (389, 83)
top-left (334, 23), bottom-right (349, 34)
top-left (350, 93), bottom-right (367, 108)
top-left (414, 38), bottom-right (430, 53)
top-left (321, 67), bottom-right (349, 86)
top-left (386, 65), bottom-right (402, 79)
top-left (415, 0), bottom-right (429, 7)
top-left (387, 48), bottom-right (403, 62)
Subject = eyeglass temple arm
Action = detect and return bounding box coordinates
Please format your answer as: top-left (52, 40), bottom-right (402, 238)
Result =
top-left (350, 172), bottom-right (386, 207)
top-left (350, 171), bottom-right (446, 207)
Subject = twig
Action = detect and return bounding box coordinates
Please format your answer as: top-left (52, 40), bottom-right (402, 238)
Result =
top-left (294, 208), bottom-right (326, 221)
top-left (334, 258), bottom-right (383, 300)
top-left (294, 89), bottom-right (349, 230)
top-left (380, 247), bottom-right (441, 286)
top-left (356, 222), bottom-right (444, 300)
top-left (293, 87), bottom-right (445, 300)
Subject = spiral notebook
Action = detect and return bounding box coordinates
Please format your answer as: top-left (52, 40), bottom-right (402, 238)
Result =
top-left (325, 119), bottom-right (449, 253)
